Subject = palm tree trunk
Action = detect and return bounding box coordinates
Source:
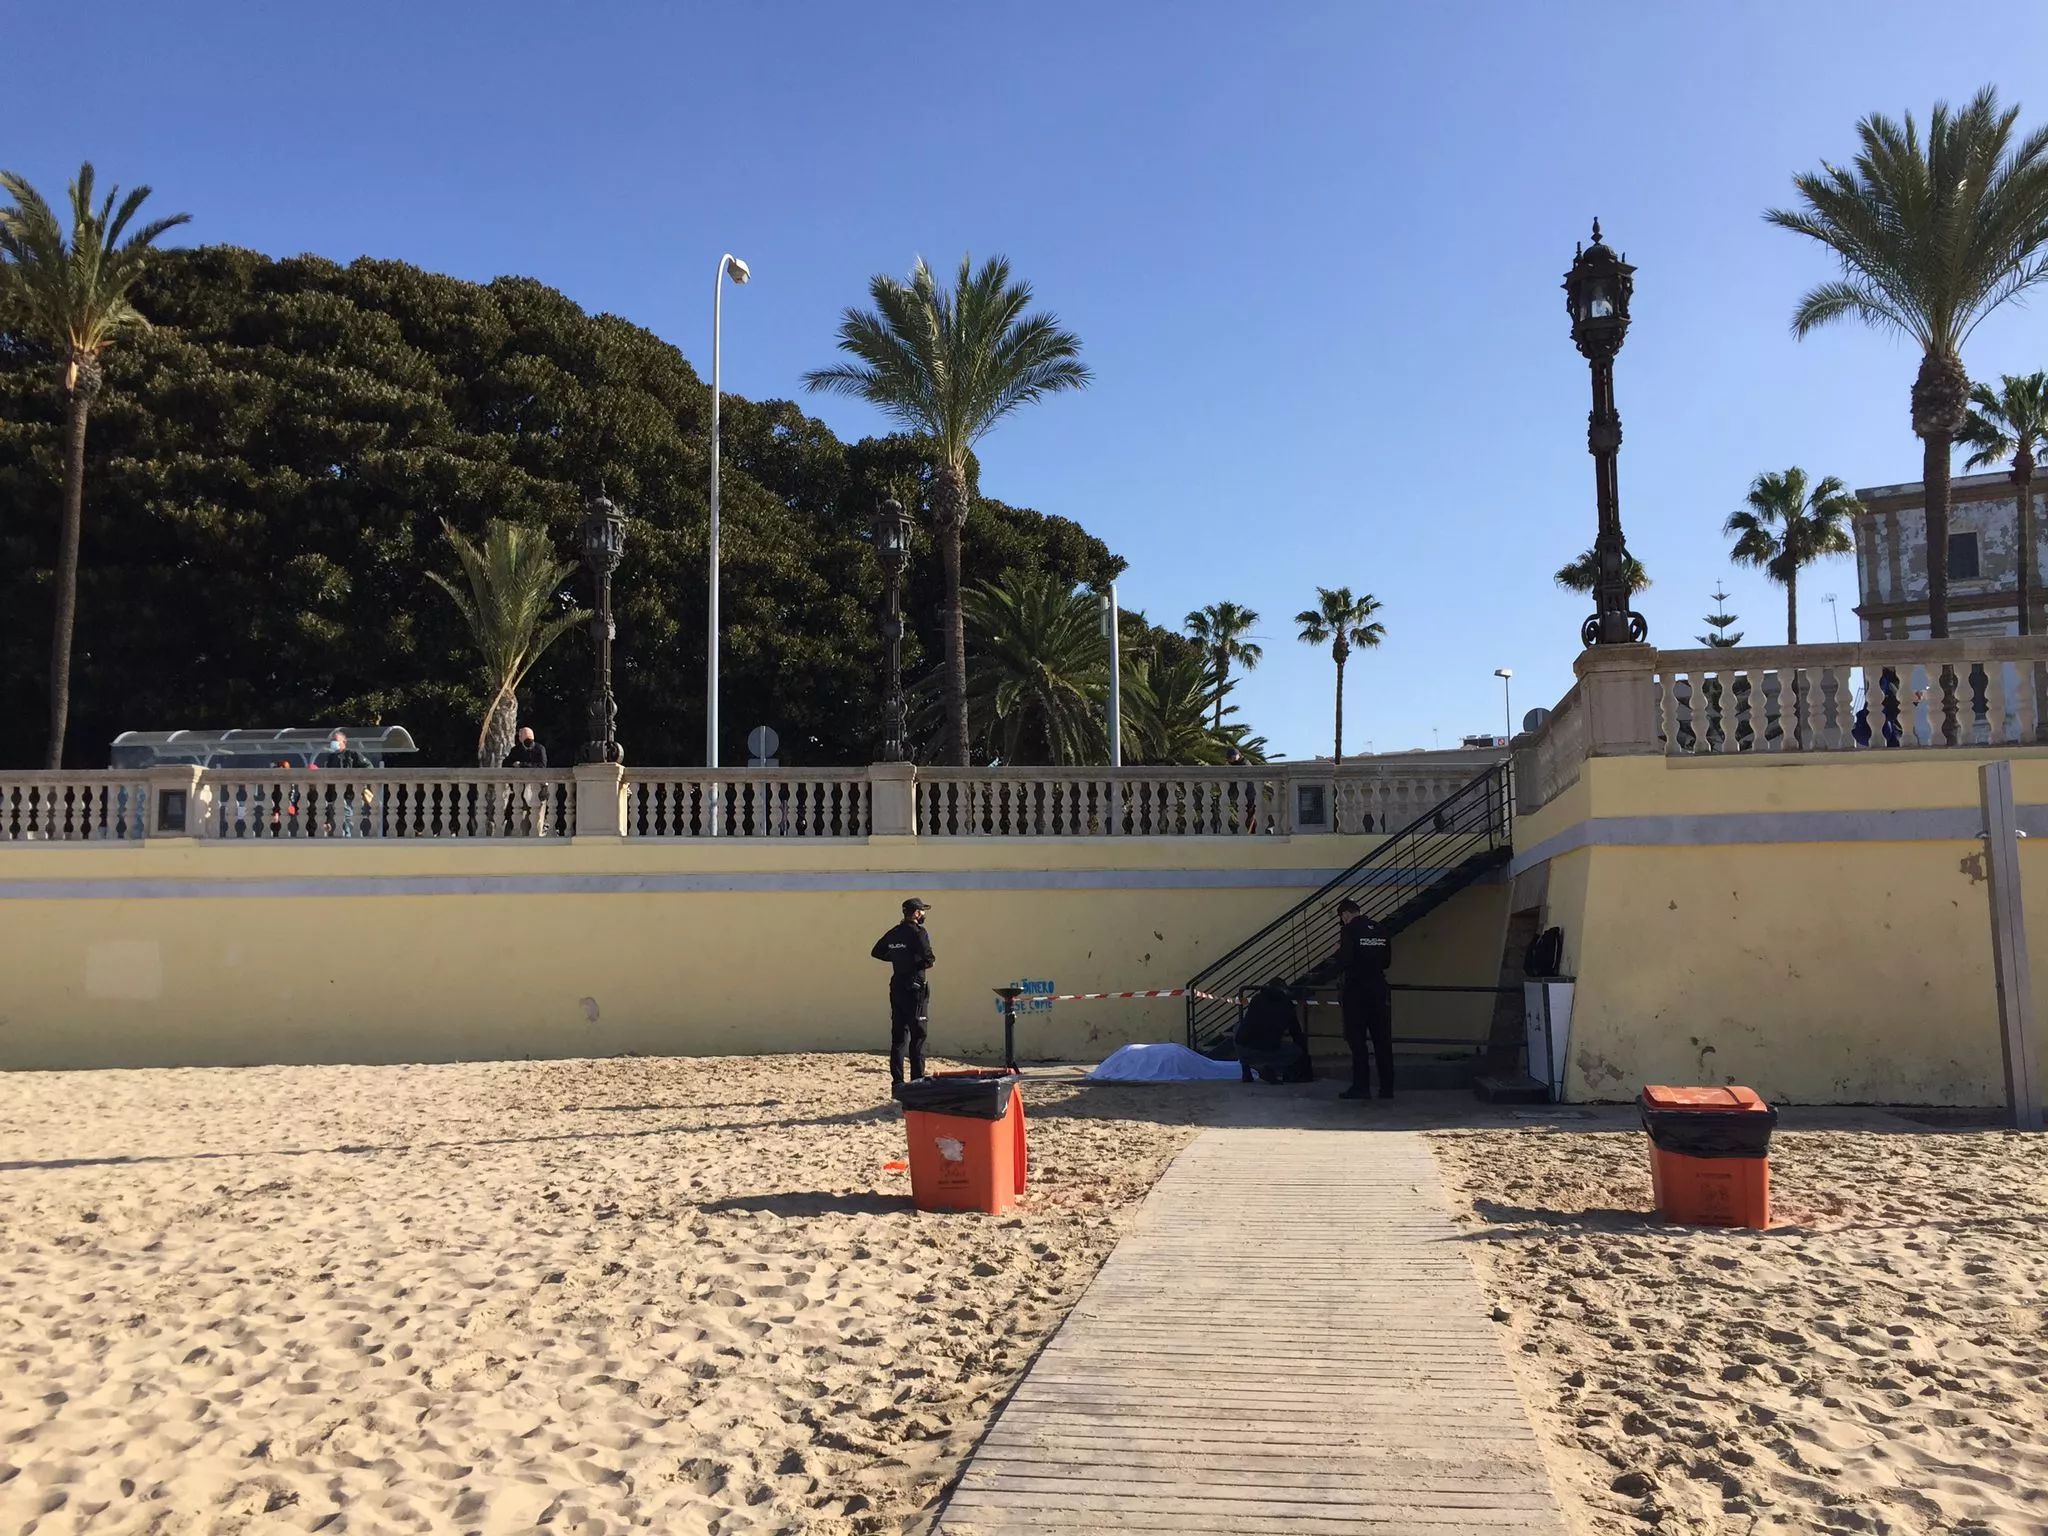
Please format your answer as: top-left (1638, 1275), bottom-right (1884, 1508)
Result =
top-left (1212, 652), bottom-right (1227, 734)
top-left (1332, 653), bottom-right (1345, 764)
top-left (479, 687), bottom-right (518, 767)
top-left (2016, 452), bottom-right (2035, 638)
top-left (1912, 350), bottom-right (1968, 642)
top-left (1785, 567), bottom-right (1798, 646)
top-left (934, 464), bottom-right (971, 766)
top-left (1923, 432), bottom-right (1952, 640)
top-left (45, 369), bottom-right (98, 770)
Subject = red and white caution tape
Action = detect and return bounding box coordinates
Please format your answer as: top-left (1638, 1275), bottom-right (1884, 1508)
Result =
top-left (1013, 987), bottom-right (1218, 1002)
top-left (1006, 988), bottom-right (1349, 1005)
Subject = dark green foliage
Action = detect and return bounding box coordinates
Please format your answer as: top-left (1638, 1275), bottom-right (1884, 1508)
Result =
top-left (0, 247), bottom-right (1126, 766)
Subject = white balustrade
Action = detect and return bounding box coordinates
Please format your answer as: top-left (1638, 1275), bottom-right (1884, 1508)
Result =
top-left (915, 768), bottom-right (1281, 836)
top-left (0, 761), bottom-right (1514, 843)
top-left (199, 770), bottom-right (572, 839)
top-left (1654, 639), bottom-right (2047, 756)
top-left (625, 770), bottom-right (871, 838)
top-left (0, 774), bottom-right (151, 841)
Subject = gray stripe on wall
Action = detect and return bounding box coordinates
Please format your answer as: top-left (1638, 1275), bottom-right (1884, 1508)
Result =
top-left (0, 863), bottom-right (1487, 902)
top-left (1507, 804), bottom-right (2044, 879)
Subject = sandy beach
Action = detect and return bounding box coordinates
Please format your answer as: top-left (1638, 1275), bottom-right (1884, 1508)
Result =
top-left (1431, 1117), bottom-right (2048, 1535)
top-left (0, 1054), bottom-right (1223, 1535)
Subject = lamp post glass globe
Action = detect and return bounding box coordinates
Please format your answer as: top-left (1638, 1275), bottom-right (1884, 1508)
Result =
top-left (871, 497), bottom-right (910, 560)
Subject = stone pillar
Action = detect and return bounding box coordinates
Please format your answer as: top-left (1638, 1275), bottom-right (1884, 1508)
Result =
top-left (868, 762), bottom-right (917, 838)
top-left (1286, 766), bottom-right (1335, 834)
top-left (144, 766), bottom-right (205, 839)
top-left (573, 762), bottom-right (627, 840)
top-left (1574, 645), bottom-right (1660, 756)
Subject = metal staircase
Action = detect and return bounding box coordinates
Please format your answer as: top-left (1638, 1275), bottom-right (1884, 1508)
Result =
top-left (1185, 762), bottom-right (1513, 1056)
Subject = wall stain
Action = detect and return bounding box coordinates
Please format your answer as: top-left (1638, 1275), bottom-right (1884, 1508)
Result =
top-left (580, 997), bottom-right (601, 1023)
top-left (1959, 850), bottom-right (1989, 885)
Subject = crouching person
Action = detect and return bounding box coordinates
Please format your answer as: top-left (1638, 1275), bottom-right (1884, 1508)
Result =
top-left (1236, 978), bottom-right (1312, 1084)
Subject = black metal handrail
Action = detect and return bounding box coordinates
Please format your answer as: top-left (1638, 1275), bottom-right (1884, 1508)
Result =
top-left (1185, 761), bottom-right (1513, 1056)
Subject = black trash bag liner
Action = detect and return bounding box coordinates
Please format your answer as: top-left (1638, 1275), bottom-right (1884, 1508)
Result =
top-left (894, 1073), bottom-right (1016, 1121)
top-left (1641, 1106), bottom-right (1779, 1159)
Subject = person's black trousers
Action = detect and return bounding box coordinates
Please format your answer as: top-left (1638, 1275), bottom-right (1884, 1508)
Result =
top-left (1341, 981), bottom-right (1394, 1095)
top-left (889, 978), bottom-right (929, 1084)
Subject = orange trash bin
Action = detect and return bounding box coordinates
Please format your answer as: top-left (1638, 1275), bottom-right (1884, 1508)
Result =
top-left (895, 1070), bottom-right (1028, 1215)
top-left (1640, 1085), bottom-right (1777, 1229)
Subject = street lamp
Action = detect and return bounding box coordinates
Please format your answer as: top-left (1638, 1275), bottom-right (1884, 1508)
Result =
top-left (1563, 219), bottom-right (1646, 648)
top-left (871, 497), bottom-right (913, 762)
top-left (579, 492), bottom-right (627, 764)
top-left (707, 252), bottom-right (751, 769)
top-left (1494, 668), bottom-right (1514, 739)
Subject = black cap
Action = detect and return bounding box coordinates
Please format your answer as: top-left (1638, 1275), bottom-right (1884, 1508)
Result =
top-left (903, 897), bottom-right (930, 914)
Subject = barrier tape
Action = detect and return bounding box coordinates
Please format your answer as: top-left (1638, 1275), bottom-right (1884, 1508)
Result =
top-left (1013, 987), bottom-right (1219, 1002)
top-left (1007, 987), bottom-right (1349, 1006)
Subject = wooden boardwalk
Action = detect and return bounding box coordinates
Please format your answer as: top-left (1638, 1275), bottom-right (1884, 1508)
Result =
top-left (937, 1125), bottom-right (1566, 1535)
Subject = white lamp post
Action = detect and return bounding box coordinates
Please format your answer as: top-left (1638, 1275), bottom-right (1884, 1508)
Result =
top-left (1100, 584), bottom-right (1122, 767)
top-left (707, 252), bottom-right (750, 773)
top-left (1495, 668), bottom-right (1514, 740)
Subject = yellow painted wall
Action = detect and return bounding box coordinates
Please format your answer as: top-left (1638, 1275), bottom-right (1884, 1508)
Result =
top-left (0, 834), bottom-right (1508, 1071)
top-left (1523, 752), bottom-right (2046, 1104)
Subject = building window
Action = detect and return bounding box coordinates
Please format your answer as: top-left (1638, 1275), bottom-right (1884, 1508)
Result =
top-left (1949, 531), bottom-right (1982, 581)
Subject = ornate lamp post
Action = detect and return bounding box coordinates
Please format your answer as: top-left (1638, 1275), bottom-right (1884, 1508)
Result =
top-left (579, 492), bottom-right (627, 764)
top-left (871, 496), bottom-right (913, 762)
top-left (1564, 219), bottom-right (1646, 647)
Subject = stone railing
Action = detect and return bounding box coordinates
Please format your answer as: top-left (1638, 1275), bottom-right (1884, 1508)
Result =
top-left (1515, 638), bottom-right (2048, 813)
top-left (1516, 682), bottom-right (1589, 814)
top-left (0, 772), bottom-right (153, 841)
top-left (197, 769), bottom-right (575, 839)
top-left (624, 769), bottom-right (872, 838)
top-left (0, 758), bottom-right (1507, 843)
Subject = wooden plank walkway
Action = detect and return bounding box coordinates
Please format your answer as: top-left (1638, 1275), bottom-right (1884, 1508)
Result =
top-left (937, 1126), bottom-right (1566, 1535)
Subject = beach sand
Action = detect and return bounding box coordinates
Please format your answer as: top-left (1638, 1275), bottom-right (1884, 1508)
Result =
top-left (0, 1054), bottom-right (1223, 1535)
top-left (1431, 1119), bottom-right (2048, 1535)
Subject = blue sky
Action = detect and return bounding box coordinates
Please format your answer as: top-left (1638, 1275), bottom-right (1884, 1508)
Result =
top-left (11, 3), bottom-right (2048, 758)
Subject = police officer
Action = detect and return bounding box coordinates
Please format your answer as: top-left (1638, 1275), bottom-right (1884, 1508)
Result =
top-left (870, 898), bottom-right (935, 1085)
top-left (1335, 897), bottom-right (1394, 1100)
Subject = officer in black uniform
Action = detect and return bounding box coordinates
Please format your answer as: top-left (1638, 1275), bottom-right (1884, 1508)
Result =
top-left (1335, 897), bottom-right (1394, 1100)
top-left (871, 898), bottom-right (935, 1085)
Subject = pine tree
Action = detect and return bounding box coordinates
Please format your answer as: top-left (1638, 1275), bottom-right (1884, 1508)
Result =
top-left (1698, 585), bottom-right (1743, 648)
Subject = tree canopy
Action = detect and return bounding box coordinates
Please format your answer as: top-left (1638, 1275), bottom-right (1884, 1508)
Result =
top-left (0, 246), bottom-right (1141, 767)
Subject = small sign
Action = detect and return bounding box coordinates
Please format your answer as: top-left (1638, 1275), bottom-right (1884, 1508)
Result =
top-left (996, 979), bottom-right (1055, 1015)
top-left (746, 724), bottom-right (779, 768)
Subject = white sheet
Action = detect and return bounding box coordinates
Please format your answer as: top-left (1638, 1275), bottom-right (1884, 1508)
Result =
top-left (1085, 1042), bottom-right (1243, 1083)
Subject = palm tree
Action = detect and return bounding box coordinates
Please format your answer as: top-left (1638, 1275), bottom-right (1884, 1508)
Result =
top-left (804, 256), bottom-right (1091, 765)
top-left (1184, 601), bottom-right (1262, 732)
top-left (426, 520), bottom-right (589, 766)
top-left (1959, 372), bottom-right (2048, 635)
top-left (1724, 469), bottom-right (1860, 644)
top-left (1767, 88), bottom-right (2048, 639)
top-left (0, 163), bottom-right (189, 767)
top-left (1124, 650), bottom-right (1234, 764)
top-left (1554, 548), bottom-right (1651, 595)
top-left (960, 571), bottom-right (1108, 765)
top-left (1294, 587), bottom-right (1385, 763)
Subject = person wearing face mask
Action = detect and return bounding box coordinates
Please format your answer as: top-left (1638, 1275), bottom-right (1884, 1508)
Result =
top-left (502, 726), bottom-right (547, 767)
top-left (870, 898), bottom-right (935, 1086)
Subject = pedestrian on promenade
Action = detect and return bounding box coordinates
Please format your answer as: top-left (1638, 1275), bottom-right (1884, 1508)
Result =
top-left (503, 726), bottom-right (548, 767)
top-left (1334, 897), bottom-right (1394, 1100)
top-left (871, 898), bottom-right (935, 1086)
